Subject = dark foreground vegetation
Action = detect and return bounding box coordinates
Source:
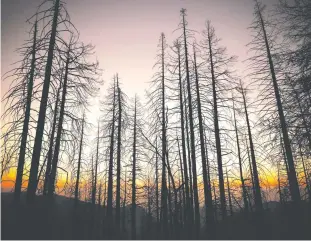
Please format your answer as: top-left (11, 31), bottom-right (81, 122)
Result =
top-left (2, 193), bottom-right (311, 239)
top-left (1, 0), bottom-right (311, 240)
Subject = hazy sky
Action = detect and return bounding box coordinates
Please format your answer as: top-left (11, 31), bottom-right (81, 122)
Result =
top-left (1, 0), bottom-right (278, 119)
top-left (1, 0), bottom-right (282, 195)
top-left (1, 0), bottom-right (276, 89)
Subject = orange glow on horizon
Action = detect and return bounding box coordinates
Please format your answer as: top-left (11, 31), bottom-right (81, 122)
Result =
top-left (1, 167), bottom-right (286, 196)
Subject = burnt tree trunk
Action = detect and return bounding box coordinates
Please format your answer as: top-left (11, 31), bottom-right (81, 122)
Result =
top-left (207, 23), bottom-right (227, 220)
top-left (176, 42), bottom-right (191, 232)
top-left (92, 124), bottom-right (100, 205)
top-left (160, 33), bottom-right (169, 238)
top-left (241, 85), bottom-right (263, 212)
top-left (226, 169), bottom-right (233, 216)
top-left (181, 9), bottom-right (200, 237)
top-left (256, 0), bottom-right (300, 203)
top-left (47, 49), bottom-right (70, 198)
top-left (74, 113), bottom-right (85, 207)
top-left (27, 0), bottom-right (60, 201)
top-left (233, 99), bottom-right (249, 212)
top-left (106, 79), bottom-right (116, 238)
top-left (193, 44), bottom-right (215, 233)
top-left (131, 96), bottom-right (137, 240)
top-left (116, 77), bottom-right (122, 233)
top-left (15, 19), bottom-right (38, 201)
top-left (43, 85), bottom-right (61, 195)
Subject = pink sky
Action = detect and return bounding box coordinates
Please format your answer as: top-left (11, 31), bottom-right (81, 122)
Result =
top-left (2, 0), bottom-right (278, 102)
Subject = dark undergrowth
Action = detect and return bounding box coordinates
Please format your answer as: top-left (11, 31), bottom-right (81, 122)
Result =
top-left (2, 192), bottom-right (311, 240)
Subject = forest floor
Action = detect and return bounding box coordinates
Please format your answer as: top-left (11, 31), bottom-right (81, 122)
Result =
top-left (1, 192), bottom-right (311, 240)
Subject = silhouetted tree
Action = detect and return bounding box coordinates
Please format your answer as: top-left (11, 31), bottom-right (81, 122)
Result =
top-left (180, 9), bottom-right (200, 237)
top-left (27, 0), bottom-right (61, 201)
top-left (248, 0), bottom-right (300, 203)
top-left (239, 81), bottom-right (263, 212)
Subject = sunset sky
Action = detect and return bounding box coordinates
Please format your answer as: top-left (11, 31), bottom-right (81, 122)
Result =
top-left (1, 0), bottom-right (282, 195)
top-left (2, 0), bottom-right (279, 102)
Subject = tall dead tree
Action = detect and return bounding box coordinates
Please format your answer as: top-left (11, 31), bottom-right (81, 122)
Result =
top-left (146, 32), bottom-right (169, 238)
top-left (202, 20), bottom-right (233, 219)
top-left (116, 76), bottom-right (122, 233)
top-left (27, 0), bottom-right (61, 201)
top-left (249, 0), bottom-right (300, 202)
top-left (122, 171), bottom-right (127, 235)
top-left (183, 83), bottom-right (194, 216)
top-left (74, 113), bottom-right (85, 207)
top-left (106, 78), bottom-right (117, 237)
top-left (226, 169), bottom-right (233, 216)
top-left (180, 9), bottom-right (200, 236)
top-left (131, 96), bottom-right (137, 240)
top-left (232, 97), bottom-right (249, 212)
top-left (240, 82), bottom-right (263, 212)
top-left (193, 43), bottom-right (214, 231)
top-left (155, 137), bottom-right (160, 234)
top-left (160, 33), bottom-right (169, 238)
top-left (92, 123), bottom-right (100, 205)
top-left (47, 35), bottom-right (101, 199)
top-left (43, 84), bottom-right (61, 195)
top-left (47, 47), bottom-right (71, 198)
top-left (14, 18), bottom-right (38, 201)
top-left (174, 40), bottom-right (191, 230)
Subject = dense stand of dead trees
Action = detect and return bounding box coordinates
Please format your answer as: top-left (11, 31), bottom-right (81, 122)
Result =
top-left (1, 0), bottom-right (311, 240)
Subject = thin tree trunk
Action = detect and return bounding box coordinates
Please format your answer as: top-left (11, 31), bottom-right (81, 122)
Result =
top-left (246, 139), bottom-right (254, 190)
top-left (213, 182), bottom-right (218, 221)
top-left (277, 159), bottom-right (283, 204)
top-left (147, 177), bottom-right (152, 235)
top-left (176, 42), bottom-right (191, 232)
top-left (226, 169), bottom-right (233, 216)
top-left (103, 172), bottom-right (107, 210)
top-left (74, 113), bottom-right (85, 207)
top-left (15, 19), bottom-right (38, 201)
top-left (246, 140), bottom-right (254, 212)
top-left (256, 0), bottom-right (300, 203)
top-left (43, 84), bottom-right (61, 195)
top-left (204, 132), bottom-right (213, 209)
top-left (177, 137), bottom-right (186, 226)
top-left (155, 137), bottom-right (159, 235)
top-left (233, 99), bottom-right (249, 212)
top-left (184, 84), bottom-right (194, 218)
top-left (178, 177), bottom-right (183, 230)
top-left (47, 49), bottom-right (70, 198)
top-left (165, 151), bottom-right (179, 239)
top-left (241, 85), bottom-right (263, 212)
top-left (92, 124), bottom-right (100, 205)
top-left (280, 132), bottom-right (290, 178)
top-left (193, 44), bottom-right (215, 231)
top-left (106, 79), bottom-right (116, 237)
top-left (37, 155), bottom-right (48, 188)
top-left (122, 171), bottom-right (127, 235)
top-left (160, 33), bottom-right (169, 238)
top-left (131, 97), bottom-right (137, 240)
top-left (168, 177), bottom-right (173, 238)
top-left (27, 0), bottom-right (60, 201)
top-left (116, 76), bottom-right (122, 233)
top-left (98, 182), bottom-right (102, 207)
top-left (207, 23), bottom-right (227, 220)
top-left (181, 9), bottom-right (200, 237)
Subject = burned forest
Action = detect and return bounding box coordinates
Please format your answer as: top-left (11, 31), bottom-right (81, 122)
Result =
top-left (1, 0), bottom-right (311, 240)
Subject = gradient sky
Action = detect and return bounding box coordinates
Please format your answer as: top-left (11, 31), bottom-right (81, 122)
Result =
top-left (2, 0), bottom-right (279, 103)
top-left (1, 0), bottom-right (279, 181)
